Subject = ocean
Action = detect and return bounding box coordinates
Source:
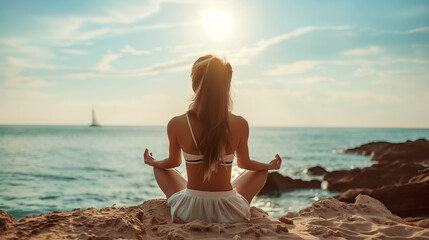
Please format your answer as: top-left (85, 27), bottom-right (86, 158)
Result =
top-left (1, 125), bottom-right (428, 220)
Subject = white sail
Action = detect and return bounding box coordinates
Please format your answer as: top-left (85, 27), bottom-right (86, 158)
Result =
top-left (90, 108), bottom-right (100, 127)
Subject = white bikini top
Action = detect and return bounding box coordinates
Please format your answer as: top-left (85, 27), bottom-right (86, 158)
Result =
top-left (183, 113), bottom-right (234, 166)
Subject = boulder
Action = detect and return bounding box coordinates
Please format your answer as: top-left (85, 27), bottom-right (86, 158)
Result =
top-left (324, 162), bottom-right (425, 192)
top-left (259, 172), bottom-right (321, 195)
top-left (343, 139), bottom-right (429, 164)
top-left (335, 183), bottom-right (429, 218)
top-left (306, 166), bottom-right (327, 176)
top-left (333, 139), bottom-right (429, 219)
top-left (335, 188), bottom-right (373, 203)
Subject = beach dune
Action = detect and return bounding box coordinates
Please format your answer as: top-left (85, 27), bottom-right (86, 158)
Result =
top-left (1, 194), bottom-right (428, 239)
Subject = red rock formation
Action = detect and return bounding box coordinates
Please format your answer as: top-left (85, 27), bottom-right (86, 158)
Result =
top-left (336, 183), bottom-right (429, 218)
top-left (324, 162), bottom-right (426, 191)
top-left (332, 139), bottom-right (429, 218)
top-left (343, 139), bottom-right (429, 164)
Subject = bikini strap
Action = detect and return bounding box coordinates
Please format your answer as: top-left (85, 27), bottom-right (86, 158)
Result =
top-left (186, 113), bottom-right (202, 155)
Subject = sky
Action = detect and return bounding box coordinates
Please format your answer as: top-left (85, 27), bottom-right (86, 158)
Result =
top-left (0, 0), bottom-right (428, 127)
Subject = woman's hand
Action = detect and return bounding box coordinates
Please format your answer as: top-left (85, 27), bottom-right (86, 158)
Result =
top-left (144, 148), bottom-right (156, 167)
top-left (268, 154), bottom-right (282, 170)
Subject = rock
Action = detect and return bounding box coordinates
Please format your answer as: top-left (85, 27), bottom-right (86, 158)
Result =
top-left (343, 139), bottom-right (429, 164)
top-left (278, 216), bottom-right (294, 225)
top-left (370, 183), bottom-right (429, 218)
top-left (404, 217), bottom-right (429, 228)
top-left (258, 172), bottom-right (321, 195)
top-left (324, 162), bottom-right (425, 192)
top-left (333, 139), bottom-right (429, 219)
top-left (408, 168), bottom-right (429, 184)
top-left (0, 211), bottom-right (17, 235)
top-left (335, 188), bottom-right (373, 203)
top-left (306, 166), bottom-right (327, 176)
top-left (342, 141), bottom-right (391, 156)
top-left (336, 183), bottom-right (429, 218)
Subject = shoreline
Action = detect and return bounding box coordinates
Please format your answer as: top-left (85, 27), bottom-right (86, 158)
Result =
top-left (2, 194), bottom-right (428, 239)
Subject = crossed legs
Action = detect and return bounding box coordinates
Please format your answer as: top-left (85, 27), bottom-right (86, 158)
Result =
top-left (153, 167), bottom-right (268, 204)
top-left (153, 168), bottom-right (187, 199)
top-left (232, 170), bottom-right (268, 204)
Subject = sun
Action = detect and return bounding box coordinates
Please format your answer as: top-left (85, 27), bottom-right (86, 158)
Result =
top-left (201, 9), bottom-right (232, 40)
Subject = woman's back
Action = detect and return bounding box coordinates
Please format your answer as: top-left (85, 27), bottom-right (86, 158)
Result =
top-left (144, 54), bottom-right (281, 223)
top-left (172, 112), bottom-right (244, 191)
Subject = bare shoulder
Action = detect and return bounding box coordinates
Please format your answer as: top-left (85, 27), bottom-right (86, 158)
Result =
top-left (230, 113), bottom-right (249, 130)
top-left (168, 114), bottom-right (186, 129)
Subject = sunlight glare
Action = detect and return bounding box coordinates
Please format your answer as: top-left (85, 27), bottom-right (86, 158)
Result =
top-left (201, 9), bottom-right (232, 40)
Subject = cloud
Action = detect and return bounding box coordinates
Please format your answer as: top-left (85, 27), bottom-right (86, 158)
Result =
top-left (4, 73), bottom-right (56, 88)
top-left (354, 67), bottom-right (410, 78)
top-left (0, 88), bottom-right (54, 99)
top-left (61, 49), bottom-right (88, 55)
top-left (408, 27), bottom-right (429, 33)
top-left (162, 64), bottom-right (192, 73)
top-left (354, 68), bottom-right (378, 77)
top-left (296, 76), bottom-right (336, 84)
top-left (233, 79), bottom-right (273, 86)
top-left (341, 46), bottom-right (381, 56)
top-left (336, 81), bottom-right (351, 86)
top-left (2, 62), bottom-right (56, 88)
top-left (272, 75), bottom-right (345, 85)
top-left (175, 43), bottom-right (202, 51)
top-left (0, 37), bottom-right (54, 58)
top-left (68, 57), bottom-right (192, 79)
top-left (3, 57), bottom-right (61, 88)
top-left (37, 1), bottom-right (175, 46)
top-left (236, 88), bottom-right (302, 96)
top-left (265, 55), bottom-right (429, 78)
top-left (67, 72), bottom-right (108, 80)
top-left (93, 54), bottom-right (122, 71)
top-left (395, 58), bottom-right (429, 64)
top-left (328, 90), bottom-right (392, 103)
top-left (120, 45), bottom-right (150, 55)
top-left (128, 58), bottom-right (192, 76)
top-left (230, 26), bottom-right (350, 66)
top-left (358, 26), bottom-right (429, 35)
top-left (7, 57), bottom-right (69, 70)
top-left (354, 67), bottom-right (412, 85)
top-left (264, 61), bottom-right (320, 75)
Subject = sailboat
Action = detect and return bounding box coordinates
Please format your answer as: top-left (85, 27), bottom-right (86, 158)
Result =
top-left (90, 108), bottom-right (101, 127)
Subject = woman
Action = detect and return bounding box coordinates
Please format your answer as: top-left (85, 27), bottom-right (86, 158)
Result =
top-left (144, 54), bottom-right (282, 223)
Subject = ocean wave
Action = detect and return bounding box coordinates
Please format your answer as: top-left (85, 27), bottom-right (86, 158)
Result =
top-left (1, 172), bottom-right (86, 181)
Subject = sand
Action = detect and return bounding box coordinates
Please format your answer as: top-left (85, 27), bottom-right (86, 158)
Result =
top-left (1, 194), bottom-right (428, 239)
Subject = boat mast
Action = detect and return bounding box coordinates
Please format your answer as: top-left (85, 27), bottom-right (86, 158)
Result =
top-left (92, 108), bottom-right (96, 125)
top-left (90, 108), bottom-right (100, 126)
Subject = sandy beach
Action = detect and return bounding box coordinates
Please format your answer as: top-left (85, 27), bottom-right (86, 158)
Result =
top-left (1, 194), bottom-right (428, 239)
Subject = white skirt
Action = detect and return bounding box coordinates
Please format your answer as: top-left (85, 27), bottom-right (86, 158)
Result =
top-left (167, 188), bottom-right (251, 223)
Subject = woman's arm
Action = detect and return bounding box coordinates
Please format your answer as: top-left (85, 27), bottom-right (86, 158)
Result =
top-left (144, 117), bottom-right (182, 169)
top-left (235, 117), bottom-right (282, 171)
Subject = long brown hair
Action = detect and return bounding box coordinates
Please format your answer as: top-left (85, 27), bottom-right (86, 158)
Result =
top-left (188, 55), bottom-right (233, 181)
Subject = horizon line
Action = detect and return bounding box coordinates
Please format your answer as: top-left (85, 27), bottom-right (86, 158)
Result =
top-left (0, 123), bottom-right (428, 129)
